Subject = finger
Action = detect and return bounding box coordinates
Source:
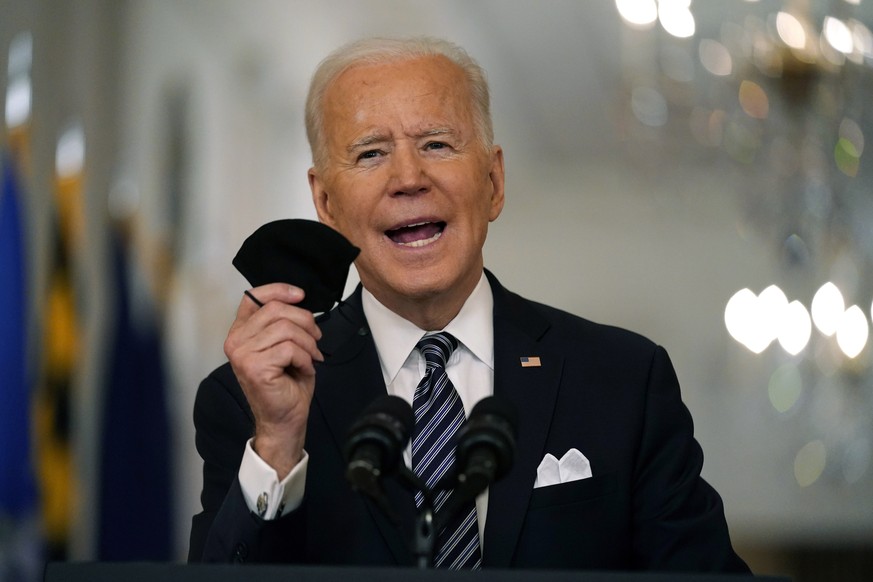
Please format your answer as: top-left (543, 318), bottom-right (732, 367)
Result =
top-left (242, 339), bottom-right (318, 382)
top-left (244, 299), bottom-right (323, 344)
top-left (241, 316), bottom-right (324, 364)
top-left (234, 283), bottom-right (306, 320)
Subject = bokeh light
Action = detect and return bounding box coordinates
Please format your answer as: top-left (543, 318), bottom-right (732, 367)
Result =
top-left (839, 118), bottom-right (865, 156)
top-left (823, 16), bottom-right (854, 55)
top-left (835, 138), bottom-right (861, 176)
top-left (5, 31), bottom-right (32, 129)
top-left (794, 440), bottom-right (827, 487)
top-left (724, 285), bottom-right (816, 355)
top-left (811, 282), bottom-right (845, 337)
top-left (778, 300), bottom-right (812, 355)
top-left (768, 363), bottom-right (803, 413)
top-left (55, 122), bottom-right (86, 178)
top-left (699, 39), bottom-right (732, 76)
top-left (631, 86), bottom-right (668, 127)
top-left (852, 19), bottom-right (873, 58)
top-left (759, 284), bottom-right (789, 348)
top-left (615, 0), bottom-right (658, 29)
top-left (658, 0), bottom-right (696, 39)
top-left (843, 438), bottom-right (870, 485)
top-left (775, 11), bottom-right (807, 50)
top-left (836, 305), bottom-right (869, 358)
top-left (725, 288), bottom-right (758, 348)
top-left (739, 80), bottom-right (769, 119)
top-left (5, 77), bottom-right (31, 129)
top-left (689, 107), bottom-right (725, 147)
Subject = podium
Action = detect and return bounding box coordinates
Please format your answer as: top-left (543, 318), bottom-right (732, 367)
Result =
top-left (45, 563), bottom-right (791, 582)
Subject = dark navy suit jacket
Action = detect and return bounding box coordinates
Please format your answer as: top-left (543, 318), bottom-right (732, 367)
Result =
top-left (189, 272), bottom-right (749, 573)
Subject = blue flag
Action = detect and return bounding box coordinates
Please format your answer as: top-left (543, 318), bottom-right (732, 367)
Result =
top-left (0, 152), bottom-right (41, 580)
top-left (0, 154), bottom-right (35, 516)
top-left (97, 230), bottom-right (173, 560)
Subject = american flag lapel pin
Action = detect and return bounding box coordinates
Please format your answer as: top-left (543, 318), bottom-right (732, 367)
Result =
top-left (520, 356), bottom-right (541, 368)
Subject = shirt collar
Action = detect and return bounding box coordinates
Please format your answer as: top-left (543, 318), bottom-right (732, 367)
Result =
top-left (362, 272), bottom-right (494, 385)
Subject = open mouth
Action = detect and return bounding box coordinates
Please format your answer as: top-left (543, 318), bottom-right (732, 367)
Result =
top-left (385, 221), bottom-right (446, 247)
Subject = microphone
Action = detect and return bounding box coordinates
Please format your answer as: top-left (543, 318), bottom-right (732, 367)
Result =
top-left (452, 396), bottom-right (518, 501)
top-left (344, 395), bottom-right (414, 498)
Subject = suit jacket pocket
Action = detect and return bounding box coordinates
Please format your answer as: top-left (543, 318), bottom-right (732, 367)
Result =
top-left (528, 472), bottom-right (619, 509)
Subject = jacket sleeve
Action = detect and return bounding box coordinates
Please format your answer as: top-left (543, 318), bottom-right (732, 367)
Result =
top-left (630, 346), bottom-right (750, 573)
top-left (188, 365), bottom-right (306, 563)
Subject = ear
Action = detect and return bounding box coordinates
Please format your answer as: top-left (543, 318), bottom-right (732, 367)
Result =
top-left (487, 146), bottom-right (506, 222)
top-left (309, 167), bottom-right (336, 227)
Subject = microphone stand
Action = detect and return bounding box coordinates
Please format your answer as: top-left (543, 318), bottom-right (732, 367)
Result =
top-left (396, 466), bottom-right (437, 569)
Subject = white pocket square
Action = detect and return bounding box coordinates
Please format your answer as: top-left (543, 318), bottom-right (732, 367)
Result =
top-left (534, 448), bottom-right (593, 488)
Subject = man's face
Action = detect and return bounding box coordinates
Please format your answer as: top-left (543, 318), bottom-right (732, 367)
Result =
top-left (309, 55), bottom-right (505, 313)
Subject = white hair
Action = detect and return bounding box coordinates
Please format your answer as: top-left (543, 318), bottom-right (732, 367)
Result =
top-left (305, 36), bottom-right (493, 170)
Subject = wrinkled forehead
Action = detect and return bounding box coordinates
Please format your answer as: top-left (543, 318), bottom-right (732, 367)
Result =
top-left (322, 55), bottom-right (474, 125)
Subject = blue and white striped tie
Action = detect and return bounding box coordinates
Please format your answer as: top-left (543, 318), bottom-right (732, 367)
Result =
top-left (412, 332), bottom-right (482, 569)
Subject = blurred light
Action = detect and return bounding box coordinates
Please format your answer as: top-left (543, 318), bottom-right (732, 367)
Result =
top-left (768, 363), bottom-right (803, 413)
top-left (759, 284), bottom-right (788, 348)
top-left (724, 285), bottom-right (803, 354)
top-left (778, 300), bottom-right (812, 355)
top-left (836, 305), bottom-right (868, 358)
top-left (794, 440), bottom-right (827, 487)
top-left (659, 0), bottom-right (696, 39)
top-left (835, 138), bottom-right (861, 176)
top-left (852, 20), bottom-right (873, 58)
top-left (5, 77), bottom-right (31, 128)
top-left (699, 39), bottom-right (732, 76)
top-left (843, 0), bottom-right (861, 6)
top-left (738, 80), bottom-right (769, 119)
top-left (782, 233), bottom-right (810, 266)
top-left (725, 288), bottom-right (757, 347)
top-left (776, 12), bottom-right (807, 50)
top-left (56, 122), bottom-right (86, 178)
top-left (843, 438), bottom-right (870, 485)
top-left (689, 107), bottom-right (724, 146)
top-left (631, 86), bottom-right (668, 126)
top-left (839, 117), bottom-right (865, 155)
top-left (824, 17), bottom-right (854, 54)
top-left (616, 0), bottom-right (658, 29)
top-left (8, 31), bottom-right (33, 77)
top-left (811, 282), bottom-right (845, 336)
top-left (5, 31), bottom-right (33, 129)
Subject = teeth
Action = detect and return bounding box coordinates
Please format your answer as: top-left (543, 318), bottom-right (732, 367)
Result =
top-left (399, 231), bottom-right (442, 247)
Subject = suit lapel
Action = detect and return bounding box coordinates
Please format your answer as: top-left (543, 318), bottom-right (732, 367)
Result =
top-left (482, 272), bottom-right (564, 568)
top-left (315, 276), bottom-right (563, 567)
top-left (313, 290), bottom-right (417, 565)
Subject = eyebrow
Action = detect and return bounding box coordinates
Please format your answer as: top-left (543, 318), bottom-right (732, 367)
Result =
top-left (346, 127), bottom-right (457, 153)
top-left (347, 134), bottom-right (389, 153)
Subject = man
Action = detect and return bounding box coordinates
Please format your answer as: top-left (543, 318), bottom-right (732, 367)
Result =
top-left (189, 36), bottom-right (750, 573)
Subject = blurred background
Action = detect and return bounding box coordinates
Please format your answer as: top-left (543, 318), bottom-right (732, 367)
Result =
top-left (1, 0), bottom-right (872, 580)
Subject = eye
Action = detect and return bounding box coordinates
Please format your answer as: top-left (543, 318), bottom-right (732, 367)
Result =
top-left (357, 149), bottom-right (383, 161)
top-left (424, 141), bottom-right (448, 151)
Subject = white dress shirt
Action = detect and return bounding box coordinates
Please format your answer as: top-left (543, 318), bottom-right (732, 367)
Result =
top-left (238, 272), bottom-right (495, 542)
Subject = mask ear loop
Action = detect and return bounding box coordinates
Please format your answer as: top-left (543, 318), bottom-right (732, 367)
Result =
top-left (244, 289), bottom-right (264, 308)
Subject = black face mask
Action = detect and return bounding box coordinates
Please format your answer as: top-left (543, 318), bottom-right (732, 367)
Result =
top-left (233, 219), bottom-right (360, 313)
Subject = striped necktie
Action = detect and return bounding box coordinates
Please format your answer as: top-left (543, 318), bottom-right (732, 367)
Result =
top-left (411, 332), bottom-right (482, 569)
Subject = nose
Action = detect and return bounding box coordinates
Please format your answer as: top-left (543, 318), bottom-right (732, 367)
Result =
top-left (388, 143), bottom-right (429, 196)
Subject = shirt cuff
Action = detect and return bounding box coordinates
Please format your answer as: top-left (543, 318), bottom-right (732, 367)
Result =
top-left (238, 438), bottom-right (308, 519)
